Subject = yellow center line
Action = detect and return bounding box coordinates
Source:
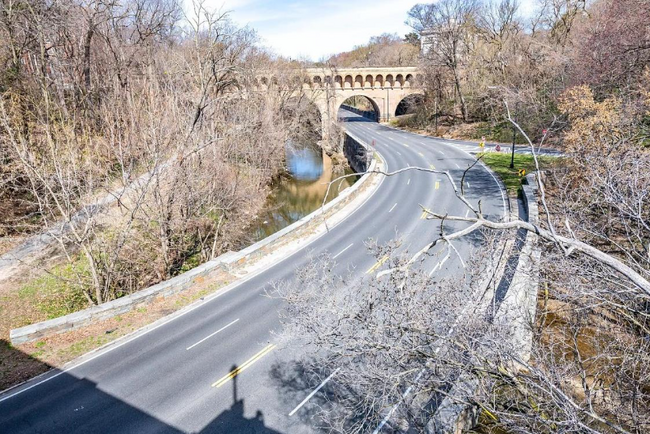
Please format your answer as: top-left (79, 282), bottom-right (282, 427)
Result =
top-left (429, 164), bottom-right (435, 170)
top-left (435, 181), bottom-right (440, 190)
top-left (403, 143), bottom-right (410, 148)
top-left (366, 255), bottom-right (389, 274)
top-left (212, 344), bottom-right (277, 388)
top-left (420, 208), bottom-right (431, 219)
top-left (418, 152), bottom-right (424, 157)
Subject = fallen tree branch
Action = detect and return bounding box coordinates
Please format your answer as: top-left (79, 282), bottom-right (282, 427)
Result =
top-left (424, 212), bottom-right (650, 298)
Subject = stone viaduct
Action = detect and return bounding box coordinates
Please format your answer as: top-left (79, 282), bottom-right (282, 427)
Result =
top-left (252, 67), bottom-right (423, 137)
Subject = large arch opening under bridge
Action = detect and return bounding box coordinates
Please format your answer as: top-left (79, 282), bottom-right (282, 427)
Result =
top-left (337, 95), bottom-right (381, 122)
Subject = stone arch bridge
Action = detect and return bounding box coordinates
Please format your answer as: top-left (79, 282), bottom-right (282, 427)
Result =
top-left (251, 67), bottom-right (423, 138)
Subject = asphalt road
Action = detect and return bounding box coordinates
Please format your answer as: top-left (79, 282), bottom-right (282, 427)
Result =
top-left (0, 109), bottom-right (507, 434)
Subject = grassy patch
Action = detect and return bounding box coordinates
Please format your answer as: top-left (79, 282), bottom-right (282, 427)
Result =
top-left (18, 257), bottom-right (91, 319)
top-left (480, 152), bottom-right (557, 193)
top-left (60, 334), bottom-right (113, 360)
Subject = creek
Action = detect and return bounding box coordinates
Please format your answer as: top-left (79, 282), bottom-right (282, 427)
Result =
top-left (252, 139), bottom-right (357, 241)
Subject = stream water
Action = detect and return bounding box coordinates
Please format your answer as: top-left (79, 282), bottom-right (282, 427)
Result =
top-left (252, 140), bottom-right (357, 241)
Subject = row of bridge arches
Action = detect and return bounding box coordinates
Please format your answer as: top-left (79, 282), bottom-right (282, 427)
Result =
top-left (256, 73), bottom-right (424, 90)
top-left (314, 73), bottom-right (421, 89)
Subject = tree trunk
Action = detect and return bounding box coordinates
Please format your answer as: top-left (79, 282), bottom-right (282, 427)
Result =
top-left (452, 66), bottom-right (467, 122)
top-left (83, 25), bottom-right (94, 89)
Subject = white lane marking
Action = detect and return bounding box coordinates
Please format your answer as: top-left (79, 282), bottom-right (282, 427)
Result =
top-left (389, 203), bottom-right (398, 213)
top-left (378, 120), bottom-right (508, 237)
top-left (186, 319), bottom-right (239, 350)
top-left (465, 209), bottom-right (470, 218)
top-left (407, 179), bottom-right (411, 185)
top-left (373, 369), bottom-right (425, 433)
top-left (333, 243), bottom-right (354, 259)
top-left (429, 252), bottom-right (451, 276)
top-left (454, 163), bottom-right (460, 169)
top-left (396, 151), bottom-right (402, 156)
top-left (288, 368), bottom-right (340, 417)
top-left (466, 181), bottom-right (470, 188)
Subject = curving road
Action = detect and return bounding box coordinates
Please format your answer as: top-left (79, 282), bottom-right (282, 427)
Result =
top-left (0, 109), bottom-right (507, 433)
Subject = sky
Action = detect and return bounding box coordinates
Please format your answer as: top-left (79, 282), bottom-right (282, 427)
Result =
top-left (202, 0), bottom-right (540, 61)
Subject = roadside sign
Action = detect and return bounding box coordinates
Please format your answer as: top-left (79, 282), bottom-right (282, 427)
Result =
top-left (518, 169), bottom-right (526, 177)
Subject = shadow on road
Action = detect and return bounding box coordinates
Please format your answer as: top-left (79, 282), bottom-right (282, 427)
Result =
top-left (200, 364), bottom-right (282, 433)
top-left (0, 347), bottom-right (282, 433)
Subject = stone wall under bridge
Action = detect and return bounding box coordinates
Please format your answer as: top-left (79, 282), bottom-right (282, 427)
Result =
top-left (251, 67), bottom-right (424, 138)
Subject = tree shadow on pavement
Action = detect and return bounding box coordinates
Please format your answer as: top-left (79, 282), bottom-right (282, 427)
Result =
top-left (268, 359), bottom-right (377, 433)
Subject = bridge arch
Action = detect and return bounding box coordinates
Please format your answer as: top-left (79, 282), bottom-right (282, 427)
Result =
top-left (337, 94), bottom-right (381, 122)
top-left (395, 93), bottom-right (424, 117)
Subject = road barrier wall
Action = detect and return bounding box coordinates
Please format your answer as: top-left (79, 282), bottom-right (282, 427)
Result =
top-left (10, 136), bottom-right (379, 345)
top-left (344, 133), bottom-right (371, 173)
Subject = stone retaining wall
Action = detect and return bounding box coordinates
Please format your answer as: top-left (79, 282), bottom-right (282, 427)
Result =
top-left (344, 133), bottom-right (371, 173)
top-left (10, 135), bottom-right (379, 344)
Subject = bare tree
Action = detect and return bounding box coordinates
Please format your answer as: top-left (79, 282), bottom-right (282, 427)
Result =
top-left (275, 86), bottom-right (650, 431)
top-left (0, 0), bottom-right (295, 307)
top-left (408, 0), bottom-right (480, 122)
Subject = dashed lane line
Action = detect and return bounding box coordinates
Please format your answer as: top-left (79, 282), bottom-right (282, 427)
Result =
top-left (288, 368), bottom-right (340, 417)
top-left (186, 319), bottom-right (239, 350)
top-left (333, 243), bottom-right (354, 259)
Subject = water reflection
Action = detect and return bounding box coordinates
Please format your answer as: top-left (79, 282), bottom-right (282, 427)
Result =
top-left (253, 140), bottom-right (357, 240)
top-left (287, 143), bottom-right (323, 180)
